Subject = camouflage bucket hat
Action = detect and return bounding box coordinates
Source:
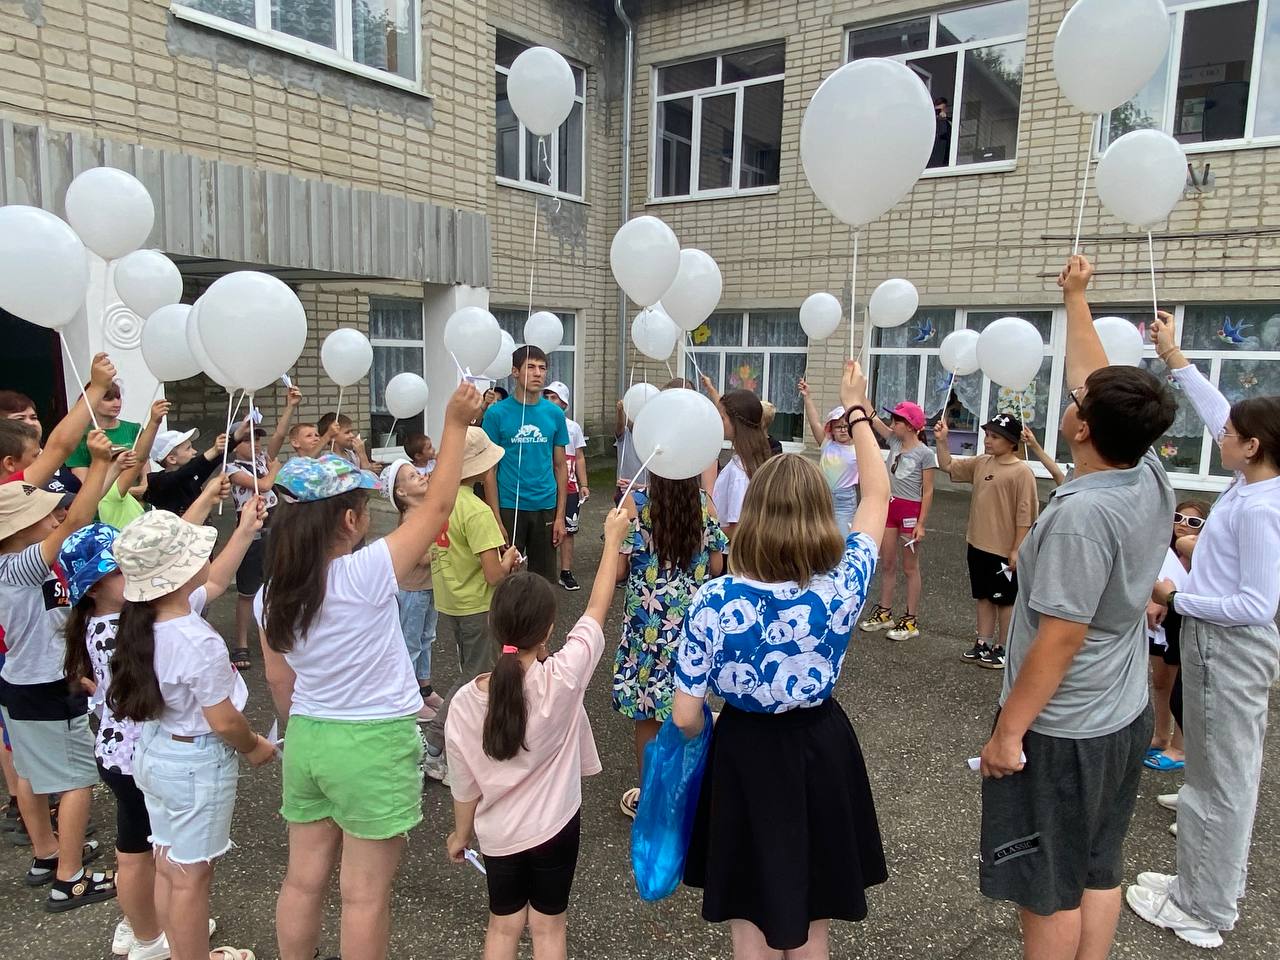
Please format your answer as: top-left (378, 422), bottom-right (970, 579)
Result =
top-left (114, 510), bottom-right (218, 603)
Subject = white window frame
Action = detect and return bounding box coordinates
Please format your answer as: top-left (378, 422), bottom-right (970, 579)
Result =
top-left (369, 297), bottom-right (427, 446)
top-left (1097, 0), bottom-right (1280, 155)
top-left (648, 45), bottom-right (785, 202)
top-left (489, 308), bottom-right (581, 409)
top-left (845, 1), bottom-right (1027, 177)
top-left (170, 0), bottom-right (422, 92)
top-left (684, 310), bottom-right (808, 450)
top-left (495, 38), bottom-right (587, 203)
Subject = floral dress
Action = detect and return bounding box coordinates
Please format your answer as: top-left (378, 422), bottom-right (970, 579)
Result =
top-left (612, 490), bottom-right (728, 721)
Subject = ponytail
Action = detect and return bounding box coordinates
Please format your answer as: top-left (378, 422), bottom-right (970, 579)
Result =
top-left (106, 601), bottom-right (164, 723)
top-left (482, 573), bottom-right (557, 762)
top-left (62, 597), bottom-right (96, 694)
top-left (720, 390), bottom-right (771, 477)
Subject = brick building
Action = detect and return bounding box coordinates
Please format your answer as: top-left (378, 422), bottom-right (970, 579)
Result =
top-left (2, 0), bottom-right (1277, 489)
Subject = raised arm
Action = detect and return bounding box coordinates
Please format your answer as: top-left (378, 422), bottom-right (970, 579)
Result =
top-left (385, 384), bottom-right (484, 581)
top-left (933, 420), bottom-right (954, 473)
top-left (267, 386), bottom-right (302, 461)
top-left (1059, 255), bottom-right (1108, 392)
top-left (1022, 426), bottom-right (1066, 486)
top-left (797, 378), bottom-right (827, 447)
top-left (182, 474), bottom-right (231, 525)
top-left (1151, 311), bottom-right (1230, 440)
top-left (39, 429), bottom-right (111, 568)
top-left (841, 362), bottom-right (889, 544)
top-left (117, 400), bottom-right (169, 494)
top-left (206, 496), bottom-right (266, 603)
top-left (23, 353), bottom-right (116, 488)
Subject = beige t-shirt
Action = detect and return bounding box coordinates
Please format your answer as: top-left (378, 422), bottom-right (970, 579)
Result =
top-left (949, 454), bottom-right (1039, 557)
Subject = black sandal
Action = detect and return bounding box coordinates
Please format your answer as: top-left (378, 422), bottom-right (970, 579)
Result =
top-left (26, 839), bottom-right (101, 886)
top-left (231, 648), bottom-right (252, 670)
top-left (46, 867), bottom-right (117, 912)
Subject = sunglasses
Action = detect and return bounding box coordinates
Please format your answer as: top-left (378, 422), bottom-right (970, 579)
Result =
top-left (1173, 512), bottom-right (1205, 529)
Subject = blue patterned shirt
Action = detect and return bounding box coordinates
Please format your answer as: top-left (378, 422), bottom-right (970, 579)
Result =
top-left (675, 532), bottom-right (878, 713)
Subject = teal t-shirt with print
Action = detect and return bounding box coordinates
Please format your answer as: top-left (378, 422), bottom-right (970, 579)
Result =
top-left (481, 397), bottom-right (568, 511)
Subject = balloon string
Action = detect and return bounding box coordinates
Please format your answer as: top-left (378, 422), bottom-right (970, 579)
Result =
top-left (685, 333), bottom-right (704, 381)
top-left (1147, 231), bottom-right (1159, 323)
top-left (619, 446), bottom-right (661, 506)
top-left (664, 358), bottom-right (674, 380)
top-left (510, 154), bottom-right (546, 550)
top-left (851, 230), bottom-right (865, 364)
top-left (387, 418), bottom-right (398, 447)
top-left (58, 333), bottom-right (101, 432)
top-left (538, 136), bottom-right (561, 213)
top-left (330, 385), bottom-right (344, 452)
top-left (131, 382), bottom-right (163, 455)
top-left (1072, 130), bottom-right (1095, 255)
top-left (218, 389), bottom-right (238, 516)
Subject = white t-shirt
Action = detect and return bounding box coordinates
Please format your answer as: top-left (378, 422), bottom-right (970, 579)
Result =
top-left (565, 419), bottom-right (587, 492)
top-left (1148, 548), bottom-right (1189, 649)
top-left (0, 544), bottom-right (70, 685)
top-left (254, 539), bottom-right (421, 720)
top-left (224, 453), bottom-right (279, 515)
top-left (153, 587), bottom-right (249, 737)
top-left (712, 456), bottom-right (750, 525)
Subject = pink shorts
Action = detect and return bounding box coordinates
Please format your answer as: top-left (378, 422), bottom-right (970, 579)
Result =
top-left (886, 496), bottom-right (922, 531)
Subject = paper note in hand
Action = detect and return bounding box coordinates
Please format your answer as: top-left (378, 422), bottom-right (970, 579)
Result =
top-left (280, 374), bottom-right (293, 389)
top-left (999, 563), bottom-right (1014, 581)
top-left (464, 848), bottom-right (487, 875)
top-left (967, 752), bottom-right (1027, 772)
top-left (267, 719), bottom-right (283, 750)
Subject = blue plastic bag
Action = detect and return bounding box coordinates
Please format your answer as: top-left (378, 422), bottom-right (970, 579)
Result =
top-left (630, 704), bottom-right (713, 901)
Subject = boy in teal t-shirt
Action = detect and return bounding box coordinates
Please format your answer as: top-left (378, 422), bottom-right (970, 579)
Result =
top-left (480, 345), bottom-right (568, 583)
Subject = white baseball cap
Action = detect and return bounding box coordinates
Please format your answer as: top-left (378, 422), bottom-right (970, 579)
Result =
top-left (151, 428), bottom-right (199, 463)
top-left (544, 381), bottom-right (571, 406)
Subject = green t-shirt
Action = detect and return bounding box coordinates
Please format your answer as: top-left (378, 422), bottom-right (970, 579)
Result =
top-left (430, 486), bottom-right (506, 617)
top-left (97, 484), bottom-right (145, 529)
top-left (66, 421), bottom-right (141, 468)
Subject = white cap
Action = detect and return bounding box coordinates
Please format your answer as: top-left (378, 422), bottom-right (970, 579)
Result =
top-left (151, 428), bottom-right (199, 463)
top-left (544, 381), bottom-right (571, 406)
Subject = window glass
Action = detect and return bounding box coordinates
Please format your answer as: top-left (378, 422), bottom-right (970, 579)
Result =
top-left (558, 101), bottom-right (584, 196)
top-left (685, 352), bottom-right (722, 389)
top-left (691, 312), bottom-right (744, 347)
top-left (371, 343), bottom-right (424, 442)
top-left (525, 130), bottom-right (553, 186)
top-left (496, 35), bottom-right (525, 69)
top-left (849, 18), bottom-right (930, 59)
top-left (873, 308), bottom-right (956, 349)
top-left (726, 352), bottom-right (765, 393)
top-left (272, 0), bottom-right (336, 49)
top-left (1181, 304), bottom-right (1280, 351)
top-left (767, 351), bottom-right (807, 443)
top-left (912, 53), bottom-right (958, 167)
top-left (351, 0), bottom-right (414, 79)
top-left (721, 43), bottom-right (785, 82)
top-left (1142, 358), bottom-right (1212, 475)
top-left (1174, 1), bottom-right (1257, 144)
top-left (740, 83), bottom-right (784, 188)
top-left (187, 0), bottom-right (253, 26)
top-left (495, 37), bottom-right (585, 198)
top-left (1255, 1), bottom-right (1280, 136)
top-left (656, 98), bottom-right (694, 197)
top-left (495, 72), bottom-right (520, 180)
top-left (369, 299), bottom-right (422, 340)
top-left (966, 310), bottom-right (1052, 342)
top-left (936, 0), bottom-right (1027, 44)
top-left (749, 310), bottom-right (807, 347)
top-left (698, 93), bottom-right (736, 191)
top-left (988, 354), bottom-right (1051, 443)
top-left (871, 355), bottom-right (920, 414)
top-left (957, 41), bottom-right (1023, 164)
top-left (658, 58), bottom-right (717, 95)
top-left (1100, 38), bottom-right (1171, 147)
top-left (490, 310), bottom-right (576, 402)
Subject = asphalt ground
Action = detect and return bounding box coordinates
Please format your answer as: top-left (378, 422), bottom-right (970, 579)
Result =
top-left (2, 465), bottom-right (1277, 959)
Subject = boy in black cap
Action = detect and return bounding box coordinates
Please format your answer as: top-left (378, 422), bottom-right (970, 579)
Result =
top-left (933, 412), bottom-right (1039, 668)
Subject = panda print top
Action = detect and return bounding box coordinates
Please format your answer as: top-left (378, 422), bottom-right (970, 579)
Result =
top-left (676, 532), bottom-right (878, 713)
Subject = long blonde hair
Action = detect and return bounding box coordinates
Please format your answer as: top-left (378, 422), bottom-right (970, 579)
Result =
top-left (729, 454), bottom-right (844, 585)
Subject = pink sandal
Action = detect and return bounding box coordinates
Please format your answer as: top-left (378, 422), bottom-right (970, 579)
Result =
top-left (210, 948), bottom-right (255, 960)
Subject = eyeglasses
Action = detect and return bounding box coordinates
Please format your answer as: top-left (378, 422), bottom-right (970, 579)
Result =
top-left (830, 422), bottom-right (851, 432)
top-left (1066, 387), bottom-right (1082, 409)
top-left (1173, 512), bottom-right (1205, 530)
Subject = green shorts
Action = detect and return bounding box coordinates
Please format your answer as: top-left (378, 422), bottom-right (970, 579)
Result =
top-left (281, 714), bottom-right (423, 839)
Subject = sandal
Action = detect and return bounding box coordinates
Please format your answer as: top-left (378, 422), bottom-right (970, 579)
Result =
top-left (230, 648), bottom-right (252, 670)
top-left (26, 839), bottom-right (101, 886)
top-left (46, 867), bottom-right (117, 912)
top-left (211, 947), bottom-right (256, 960)
top-left (619, 787), bottom-right (640, 820)
top-left (1143, 752), bottom-right (1185, 772)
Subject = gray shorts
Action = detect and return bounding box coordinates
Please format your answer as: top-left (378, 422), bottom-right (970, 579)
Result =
top-left (0, 706), bottom-right (98, 795)
top-left (979, 705), bottom-right (1153, 915)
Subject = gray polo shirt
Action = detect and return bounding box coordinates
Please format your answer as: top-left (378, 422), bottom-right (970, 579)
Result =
top-left (1000, 449), bottom-right (1173, 739)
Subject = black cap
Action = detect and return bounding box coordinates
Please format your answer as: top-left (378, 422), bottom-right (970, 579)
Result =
top-left (983, 413), bottom-right (1022, 445)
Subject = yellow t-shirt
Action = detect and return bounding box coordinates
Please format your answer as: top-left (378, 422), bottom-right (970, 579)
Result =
top-left (430, 486), bottom-right (506, 617)
top-left (97, 485), bottom-right (145, 529)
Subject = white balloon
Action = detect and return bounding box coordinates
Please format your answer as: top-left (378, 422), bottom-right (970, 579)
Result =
top-left (506, 46), bottom-right (576, 137)
top-left (610, 216), bottom-right (681, 308)
top-left (1054, 0), bottom-right (1171, 115)
top-left (631, 305), bottom-right (680, 362)
top-left (1095, 129), bottom-right (1186, 229)
top-left (662, 249), bottom-right (723, 332)
top-left (196, 272), bottom-right (308, 391)
top-left (482, 331), bottom-right (518, 380)
top-left (800, 58), bottom-right (935, 227)
top-left (185, 299), bottom-right (236, 389)
top-left (0, 206), bottom-right (90, 328)
top-left (444, 306), bottom-right (503, 375)
top-left (632, 388), bottom-right (725, 481)
top-left (114, 250), bottom-right (183, 321)
top-left (1094, 316), bottom-right (1145, 367)
top-left (868, 279), bottom-right (920, 329)
top-left (622, 382), bottom-right (660, 421)
top-left (939, 330), bottom-right (981, 376)
top-left (321, 328), bottom-right (374, 387)
top-left (141, 304), bottom-right (201, 383)
top-left (385, 372), bottom-right (430, 421)
top-left (524, 311), bottom-right (563, 353)
top-left (977, 317), bottom-right (1044, 389)
top-left (799, 292), bottom-right (842, 341)
top-left (64, 167), bottom-right (155, 260)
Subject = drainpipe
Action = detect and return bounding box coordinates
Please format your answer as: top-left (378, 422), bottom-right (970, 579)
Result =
top-left (613, 0), bottom-right (634, 398)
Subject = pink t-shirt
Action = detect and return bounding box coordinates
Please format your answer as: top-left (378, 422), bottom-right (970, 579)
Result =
top-left (444, 615), bottom-right (604, 857)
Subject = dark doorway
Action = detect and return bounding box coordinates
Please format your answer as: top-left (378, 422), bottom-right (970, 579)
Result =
top-left (0, 309), bottom-right (66, 434)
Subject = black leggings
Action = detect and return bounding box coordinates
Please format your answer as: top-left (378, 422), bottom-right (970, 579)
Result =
top-left (97, 761), bottom-right (152, 854)
top-left (483, 811), bottom-right (581, 916)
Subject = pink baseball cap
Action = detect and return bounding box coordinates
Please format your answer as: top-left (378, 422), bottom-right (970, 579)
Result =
top-left (883, 401), bottom-right (926, 431)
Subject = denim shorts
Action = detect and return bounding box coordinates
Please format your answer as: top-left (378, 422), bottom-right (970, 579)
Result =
top-left (133, 723), bottom-right (240, 864)
top-left (397, 588), bottom-right (437, 682)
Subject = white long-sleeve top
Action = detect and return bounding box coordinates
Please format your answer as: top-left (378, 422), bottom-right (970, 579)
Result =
top-left (1169, 364), bottom-right (1280, 626)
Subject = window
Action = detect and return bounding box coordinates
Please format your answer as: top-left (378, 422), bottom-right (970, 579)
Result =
top-left (652, 43), bottom-right (785, 199)
top-left (1101, 0), bottom-right (1280, 150)
top-left (495, 36), bottom-right (586, 200)
top-left (176, 0), bottom-right (417, 81)
top-left (490, 309), bottom-right (577, 405)
top-left (684, 310), bottom-right (807, 444)
top-left (848, 1), bottom-right (1027, 171)
top-left (370, 298), bottom-right (425, 445)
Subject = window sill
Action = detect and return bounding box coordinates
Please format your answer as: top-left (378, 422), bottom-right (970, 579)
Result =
top-left (170, 4), bottom-right (428, 96)
top-left (495, 177), bottom-right (588, 205)
top-left (1182, 136), bottom-right (1280, 156)
top-left (919, 159), bottom-right (1017, 179)
top-left (646, 186), bottom-right (780, 206)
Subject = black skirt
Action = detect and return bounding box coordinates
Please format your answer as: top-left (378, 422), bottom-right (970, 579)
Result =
top-left (682, 698), bottom-right (887, 951)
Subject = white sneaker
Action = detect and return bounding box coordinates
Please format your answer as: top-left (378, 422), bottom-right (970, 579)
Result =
top-left (113, 917), bottom-right (135, 956)
top-left (1135, 871), bottom-right (1175, 895)
top-left (1157, 792), bottom-right (1180, 812)
top-left (1126, 884), bottom-right (1223, 949)
top-left (422, 749), bottom-right (450, 785)
top-left (127, 920), bottom-right (217, 960)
